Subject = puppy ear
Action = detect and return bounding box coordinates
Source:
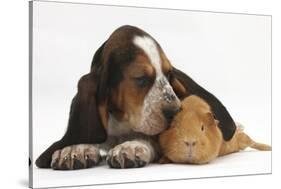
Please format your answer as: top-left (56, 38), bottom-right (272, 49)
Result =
top-left (159, 51), bottom-right (188, 99)
top-left (35, 42), bottom-right (109, 168)
top-left (168, 67), bottom-right (188, 99)
top-left (91, 41), bottom-right (110, 128)
top-left (170, 76), bottom-right (188, 99)
top-left (64, 41), bottom-right (110, 141)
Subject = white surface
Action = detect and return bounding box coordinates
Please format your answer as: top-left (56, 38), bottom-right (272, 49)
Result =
top-left (3, 0), bottom-right (281, 189)
top-left (30, 1), bottom-right (271, 188)
top-left (34, 151), bottom-right (271, 188)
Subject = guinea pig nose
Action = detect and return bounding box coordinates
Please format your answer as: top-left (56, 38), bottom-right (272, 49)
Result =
top-left (185, 141), bottom-right (197, 147)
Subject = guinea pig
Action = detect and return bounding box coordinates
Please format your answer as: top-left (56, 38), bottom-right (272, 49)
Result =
top-left (159, 95), bottom-right (271, 164)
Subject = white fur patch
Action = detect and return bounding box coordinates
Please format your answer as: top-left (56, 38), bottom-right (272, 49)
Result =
top-left (107, 114), bottom-right (133, 137)
top-left (133, 35), bottom-right (162, 78)
top-left (132, 35), bottom-right (181, 135)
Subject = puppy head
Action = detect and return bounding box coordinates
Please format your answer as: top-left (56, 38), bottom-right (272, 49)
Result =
top-left (159, 95), bottom-right (222, 164)
top-left (97, 26), bottom-right (186, 135)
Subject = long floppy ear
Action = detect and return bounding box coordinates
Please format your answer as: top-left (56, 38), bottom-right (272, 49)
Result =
top-left (159, 51), bottom-right (189, 100)
top-left (171, 67), bottom-right (236, 141)
top-left (169, 69), bottom-right (189, 100)
top-left (35, 42), bottom-right (108, 168)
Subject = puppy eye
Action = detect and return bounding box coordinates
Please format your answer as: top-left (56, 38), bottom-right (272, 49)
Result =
top-left (135, 76), bottom-right (151, 87)
top-left (201, 125), bottom-right (204, 131)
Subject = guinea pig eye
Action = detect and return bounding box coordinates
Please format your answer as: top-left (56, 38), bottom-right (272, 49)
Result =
top-left (135, 76), bottom-right (151, 88)
top-left (201, 125), bottom-right (204, 131)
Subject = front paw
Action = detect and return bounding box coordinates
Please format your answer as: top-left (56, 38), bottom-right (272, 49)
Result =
top-left (51, 144), bottom-right (101, 170)
top-left (106, 141), bottom-right (152, 169)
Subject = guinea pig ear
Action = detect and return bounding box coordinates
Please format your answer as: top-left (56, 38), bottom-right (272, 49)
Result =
top-left (205, 111), bottom-right (217, 126)
top-left (214, 119), bottom-right (220, 126)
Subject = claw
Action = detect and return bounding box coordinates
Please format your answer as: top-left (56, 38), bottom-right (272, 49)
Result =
top-left (124, 156), bottom-right (135, 168)
top-left (72, 154), bottom-right (77, 159)
top-left (61, 162), bottom-right (69, 170)
top-left (73, 159), bottom-right (84, 169)
top-left (86, 159), bottom-right (96, 168)
top-left (51, 159), bottom-right (59, 170)
top-left (119, 153), bottom-right (125, 169)
top-left (109, 156), bottom-right (121, 168)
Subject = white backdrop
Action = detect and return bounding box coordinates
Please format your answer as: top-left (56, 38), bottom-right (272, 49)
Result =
top-left (31, 1), bottom-right (271, 188)
top-left (2, 0), bottom-right (281, 189)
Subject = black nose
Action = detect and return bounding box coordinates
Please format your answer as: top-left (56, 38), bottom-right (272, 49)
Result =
top-left (162, 106), bottom-right (181, 122)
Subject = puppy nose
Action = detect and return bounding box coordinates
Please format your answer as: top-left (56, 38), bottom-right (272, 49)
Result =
top-left (162, 106), bottom-right (181, 121)
top-left (185, 141), bottom-right (197, 147)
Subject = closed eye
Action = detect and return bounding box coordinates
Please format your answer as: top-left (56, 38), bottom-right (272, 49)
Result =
top-left (134, 75), bottom-right (152, 88)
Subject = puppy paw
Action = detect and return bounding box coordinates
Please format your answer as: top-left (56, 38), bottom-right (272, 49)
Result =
top-left (50, 144), bottom-right (101, 170)
top-left (106, 141), bottom-right (152, 169)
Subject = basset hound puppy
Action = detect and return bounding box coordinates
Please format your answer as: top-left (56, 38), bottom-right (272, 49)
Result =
top-left (35, 25), bottom-right (236, 170)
